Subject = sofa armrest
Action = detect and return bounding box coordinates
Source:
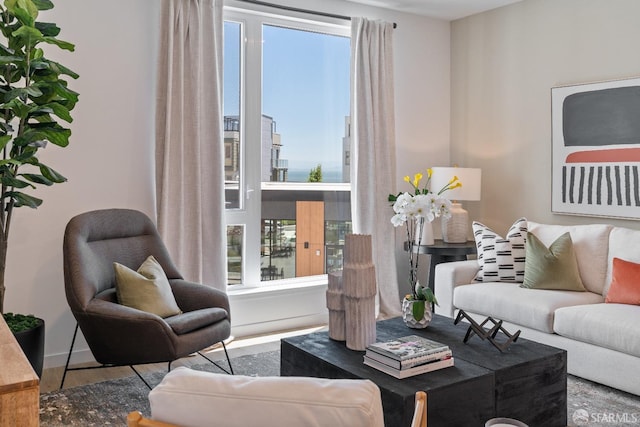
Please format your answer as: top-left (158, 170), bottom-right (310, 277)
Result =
top-left (434, 260), bottom-right (480, 318)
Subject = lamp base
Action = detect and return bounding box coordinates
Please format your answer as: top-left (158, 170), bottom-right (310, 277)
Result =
top-left (442, 203), bottom-right (469, 243)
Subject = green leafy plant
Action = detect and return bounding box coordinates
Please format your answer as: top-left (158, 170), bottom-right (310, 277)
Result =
top-left (0, 0), bottom-right (78, 317)
top-left (307, 163), bottom-right (322, 182)
top-left (404, 285), bottom-right (438, 321)
top-left (3, 311), bottom-right (40, 332)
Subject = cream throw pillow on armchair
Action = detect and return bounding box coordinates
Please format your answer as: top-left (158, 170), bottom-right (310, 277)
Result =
top-left (114, 255), bottom-right (182, 318)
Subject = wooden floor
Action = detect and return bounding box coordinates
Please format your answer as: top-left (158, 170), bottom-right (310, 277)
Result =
top-left (40, 325), bottom-right (325, 394)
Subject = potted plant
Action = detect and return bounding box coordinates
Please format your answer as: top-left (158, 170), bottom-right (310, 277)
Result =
top-left (0, 0), bottom-right (78, 376)
top-left (389, 169), bottom-right (460, 328)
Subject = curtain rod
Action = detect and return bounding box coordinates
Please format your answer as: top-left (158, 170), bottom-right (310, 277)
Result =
top-left (236, 0), bottom-right (397, 28)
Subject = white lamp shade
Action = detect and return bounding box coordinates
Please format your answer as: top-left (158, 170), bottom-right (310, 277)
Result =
top-left (430, 167), bottom-right (481, 201)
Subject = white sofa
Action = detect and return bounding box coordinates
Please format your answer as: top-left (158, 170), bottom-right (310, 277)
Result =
top-left (434, 221), bottom-right (640, 396)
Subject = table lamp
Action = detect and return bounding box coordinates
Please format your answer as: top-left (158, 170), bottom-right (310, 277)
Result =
top-left (430, 167), bottom-right (482, 243)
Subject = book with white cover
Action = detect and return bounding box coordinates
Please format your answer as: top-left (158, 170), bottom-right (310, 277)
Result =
top-left (365, 348), bottom-right (453, 370)
top-left (366, 335), bottom-right (449, 361)
top-left (363, 355), bottom-right (455, 379)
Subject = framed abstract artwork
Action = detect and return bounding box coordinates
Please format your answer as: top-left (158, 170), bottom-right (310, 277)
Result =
top-left (552, 77), bottom-right (640, 219)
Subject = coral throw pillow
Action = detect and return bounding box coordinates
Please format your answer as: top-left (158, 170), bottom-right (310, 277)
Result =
top-left (606, 257), bottom-right (640, 305)
top-left (472, 217), bottom-right (527, 283)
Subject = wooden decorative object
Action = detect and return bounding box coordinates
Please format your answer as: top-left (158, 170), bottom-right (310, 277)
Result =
top-left (0, 316), bottom-right (40, 427)
top-left (342, 234), bottom-right (377, 351)
top-left (454, 309), bottom-right (521, 352)
top-left (326, 271), bottom-right (345, 341)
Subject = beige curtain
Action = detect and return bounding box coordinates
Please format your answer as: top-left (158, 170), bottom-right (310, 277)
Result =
top-left (351, 18), bottom-right (400, 318)
top-left (155, 0), bottom-right (227, 291)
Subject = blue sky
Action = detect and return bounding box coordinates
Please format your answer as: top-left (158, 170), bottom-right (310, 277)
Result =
top-left (223, 22), bottom-right (350, 175)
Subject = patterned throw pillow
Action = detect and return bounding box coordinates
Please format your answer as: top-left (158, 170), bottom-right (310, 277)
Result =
top-left (473, 217), bottom-right (528, 283)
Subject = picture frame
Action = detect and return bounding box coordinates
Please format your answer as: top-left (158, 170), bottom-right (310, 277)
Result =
top-left (551, 77), bottom-right (640, 220)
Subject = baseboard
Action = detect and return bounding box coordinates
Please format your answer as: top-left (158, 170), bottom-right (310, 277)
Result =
top-left (45, 347), bottom-right (96, 369)
top-left (231, 313), bottom-right (328, 338)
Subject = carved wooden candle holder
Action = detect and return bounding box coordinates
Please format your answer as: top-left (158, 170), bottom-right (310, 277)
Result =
top-left (342, 234), bottom-right (377, 351)
top-left (326, 271), bottom-right (345, 341)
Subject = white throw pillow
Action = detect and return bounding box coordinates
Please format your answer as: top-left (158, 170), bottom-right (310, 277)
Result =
top-left (473, 217), bottom-right (527, 283)
top-left (149, 367), bottom-right (385, 427)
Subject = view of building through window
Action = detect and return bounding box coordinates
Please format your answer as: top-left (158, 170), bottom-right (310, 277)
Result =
top-left (223, 15), bottom-right (352, 285)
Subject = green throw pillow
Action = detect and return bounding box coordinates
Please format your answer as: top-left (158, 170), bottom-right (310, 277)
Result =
top-left (521, 232), bottom-right (586, 291)
top-left (114, 255), bottom-right (182, 318)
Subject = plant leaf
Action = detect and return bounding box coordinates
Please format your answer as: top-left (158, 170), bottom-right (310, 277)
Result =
top-left (412, 300), bottom-right (425, 321)
top-left (1, 175), bottom-right (32, 188)
top-left (38, 164), bottom-right (66, 183)
top-left (15, 125), bottom-right (71, 147)
top-left (6, 191), bottom-right (42, 208)
top-left (41, 36), bottom-right (74, 52)
top-left (20, 173), bottom-right (53, 185)
top-left (0, 135), bottom-right (12, 151)
top-left (43, 102), bottom-right (71, 122)
top-left (35, 22), bottom-right (59, 37)
top-left (5, 0), bottom-right (39, 27)
top-left (12, 26), bottom-right (44, 46)
top-left (32, 0), bottom-right (54, 10)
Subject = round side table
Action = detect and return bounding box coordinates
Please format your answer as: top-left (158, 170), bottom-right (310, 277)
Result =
top-left (404, 239), bottom-right (477, 295)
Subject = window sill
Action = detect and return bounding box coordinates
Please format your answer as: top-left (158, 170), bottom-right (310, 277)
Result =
top-left (228, 275), bottom-right (328, 296)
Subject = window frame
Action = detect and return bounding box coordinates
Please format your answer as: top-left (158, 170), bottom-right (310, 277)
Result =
top-left (224, 6), bottom-right (351, 289)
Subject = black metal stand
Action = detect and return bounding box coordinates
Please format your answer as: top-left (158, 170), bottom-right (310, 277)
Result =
top-left (59, 323), bottom-right (234, 390)
top-left (454, 309), bottom-right (520, 352)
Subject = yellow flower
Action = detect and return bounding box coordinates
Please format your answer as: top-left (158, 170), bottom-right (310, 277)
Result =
top-left (427, 168), bottom-right (433, 178)
top-left (449, 175), bottom-right (459, 185)
top-left (403, 175), bottom-right (411, 183)
top-left (413, 173), bottom-right (423, 188)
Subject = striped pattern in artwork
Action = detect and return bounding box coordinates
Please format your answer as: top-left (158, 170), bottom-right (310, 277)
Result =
top-left (562, 164), bottom-right (640, 207)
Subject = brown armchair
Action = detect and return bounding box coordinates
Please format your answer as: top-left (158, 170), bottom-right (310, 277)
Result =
top-left (60, 208), bottom-right (233, 389)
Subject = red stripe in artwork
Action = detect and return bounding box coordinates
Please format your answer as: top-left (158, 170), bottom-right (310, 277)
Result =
top-left (566, 148), bottom-right (640, 163)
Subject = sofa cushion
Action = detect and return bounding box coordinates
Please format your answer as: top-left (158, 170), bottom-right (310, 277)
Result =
top-left (554, 303), bottom-right (640, 358)
top-left (472, 217), bottom-right (527, 283)
top-left (528, 222), bottom-right (613, 294)
top-left (453, 283), bottom-right (603, 333)
top-left (521, 232), bottom-right (586, 291)
top-left (164, 308), bottom-right (228, 335)
top-left (605, 226), bottom-right (640, 297)
top-left (605, 257), bottom-right (640, 305)
top-left (149, 367), bottom-right (385, 427)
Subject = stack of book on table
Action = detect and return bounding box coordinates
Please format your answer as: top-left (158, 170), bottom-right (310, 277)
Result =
top-left (364, 335), bottom-right (454, 379)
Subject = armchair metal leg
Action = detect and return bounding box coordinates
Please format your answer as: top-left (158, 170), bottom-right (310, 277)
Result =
top-left (59, 325), bottom-right (234, 391)
top-left (59, 323), bottom-right (80, 390)
top-left (197, 340), bottom-right (234, 375)
top-left (130, 365), bottom-right (152, 390)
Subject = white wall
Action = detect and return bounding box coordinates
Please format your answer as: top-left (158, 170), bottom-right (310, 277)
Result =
top-left (5, 0), bottom-right (160, 367)
top-left (5, 0), bottom-right (450, 367)
top-left (451, 0), bottom-right (640, 234)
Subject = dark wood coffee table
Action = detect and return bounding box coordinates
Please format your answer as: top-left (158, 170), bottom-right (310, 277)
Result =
top-left (281, 315), bottom-right (566, 427)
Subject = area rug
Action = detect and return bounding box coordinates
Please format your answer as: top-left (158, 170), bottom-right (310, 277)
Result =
top-left (40, 349), bottom-right (640, 426)
top-left (40, 351), bottom-right (281, 426)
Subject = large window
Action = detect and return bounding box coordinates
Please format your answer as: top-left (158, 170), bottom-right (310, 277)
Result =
top-left (224, 10), bottom-right (351, 286)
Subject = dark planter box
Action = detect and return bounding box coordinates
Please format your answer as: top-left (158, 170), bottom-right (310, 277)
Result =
top-left (13, 318), bottom-right (45, 378)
